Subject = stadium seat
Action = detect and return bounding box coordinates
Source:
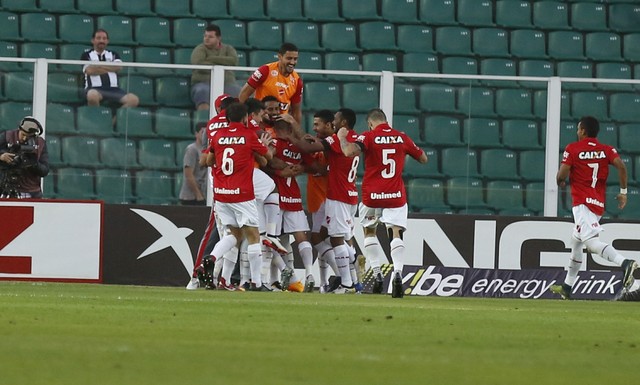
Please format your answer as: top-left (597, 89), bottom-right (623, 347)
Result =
top-left (556, 61), bottom-right (594, 90)
top-left (173, 47), bottom-right (194, 77)
top-left (548, 31), bottom-right (584, 60)
top-left (393, 84), bottom-right (418, 114)
top-left (135, 17), bottom-right (172, 47)
top-left (495, 89), bottom-right (533, 118)
top-left (229, 0), bottom-right (268, 20)
top-left (441, 57), bottom-right (478, 85)
top-left (362, 53), bottom-right (397, 72)
top-left (342, 82), bottom-right (379, 113)
top-left (0, 41), bottom-right (19, 71)
top-left (155, 77), bottom-right (191, 108)
top-left (303, 0), bottom-right (343, 21)
top-left (115, 0), bottom-right (154, 16)
top-left (359, 22), bottom-right (396, 51)
top-left (486, 181), bottom-right (525, 211)
top-left (612, 188), bottom-right (640, 220)
top-left (407, 179), bottom-right (447, 211)
top-left (559, 120), bottom-right (577, 149)
top-left (397, 25), bottom-right (433, 53)
top-left (109, 45), bottom-right (134, 63)
top-left (595, 62), bottom-right (632, 91)
top-left (97, 16), bottom-right (135, 45)
top-left (533, 1), bottom-right (569, 30)
top-left (519, 150), bottom-right (545, 182)
top-left (462, 118), bottom-right (501, 148)
top-left (609, 93), bottom-right (640, 122)
top-left (618, 124), bottom-right (640, 154)
top-left (635, 156), bottom-right (640, 183)
top-left (154, 0), bottom-right (192, 18)
top-left (192, 0), bottom-right (230, 19)
top-left (457, 0), bottom-right (493, 27)
top-left (62, 136), bottom-right (101, 167)
top-left (248, 50), bottom-right (278, 67)
top-left (172, 18), bottom-right (207, 48)
top-left (381, 0), bottom-right (419, 23)
top-left (56, 168), bottom-right (95, 199)
top-left (519, 60), bottom-right (553, 89)
top-left (47, 73), bottom-right (82, 104)
top-left (458, 208), bottom-right (496, 216)
top-left (77, 0), bottom-right (117, 15)
top-left (473, 28), bottom-right (509, 58)
top-left (20, 13), bottom-right (59, 42)
top-left (135, 47), bottom-right (172, 77)
top-left (623, 34), bottom-right (640, 62)
top-left (58, 43), bottom-right (88, 72)
top-left (480, 149), bottom-right (519, 180)
top-left (95, 169), bottom-right (134, 203)
top-left (435, 27), bottom-right (472, 56)
top-left (423, 116), bottom-right (462, 147)
top-left (134, 170), bottom-right (175, 202)
top-left (45, 134), bottom-right (63, 166)
top-left (495, 1), bottom-right (532, 28)
top-left (59, 15), bottom-right (94, 44)
top-left (303, 82), bottom-right (341, 110)
top-left (571, 3), bottom-right (607, 31)
top-left (45, 103), bottom-right (76, 136)
top-left (4, 72), bottom-right (33, 102)
top-left (20, 43), bottom-right (57, 61)
top-left (283, 22), bottom-right (321, 51)
top-left (0, 102), bottom-right (32, 131)
top-left (441, 148), bottom-right (480, 178)
top-left (402, 53), bottom-right (439, 76)
top-left (609, 4), bottom-right (640, 33)
top-left (120, 75), bottom-right (155, 106)
top-left (502, 120), bottom-right (542, 150)
top-left (100, 137), bottom-right (139, 169)
top-left (115, 107), bottom-right (155, 137)
top-left (341, 0), bottom-right (381, 20)
top-left (324, 52), bottom-right (359, 72)
top-left (419, 0), bottom-right (456, 25)
top-left (419, 84), bottom-right (456, 113)
top-left (525, 182), bottom-right (545, 213)
top-left (212, 19), bottom-right (249, 50)
top-left (457, 87), bottom-right (494, 118)
top-left (480, 59), bottom-right (516, 87)
top-left (446, 177), bottom-right (486, 209)
top-left (1, 0), bottom-right (38, 12)
top-left (570, 92), bottom-right (608, 120)
top-left (598, 122), bottom-right (618, 149)
top-left (138, 139), bottom-right (177, 170)
top-left (0, 12), bottom-right (20, 41)
top-left (510, 30), bottom-right (547, 59)
top-left (296, 52), bottom-right (323, 80)
top-left (321, 23), bottom-right (359, 52)
top-left (76, 106), bottom-right (113, 136)
top-left (393, 115), bottom-right (423, 145)
top-left (155, 108), bottom-right (193, 139)
top-left (266, 0), bottom-right (306, 20)
top-left (586, 32), bottom-right (623, 62)
top-left (247, 21), bottom-right (282, 51)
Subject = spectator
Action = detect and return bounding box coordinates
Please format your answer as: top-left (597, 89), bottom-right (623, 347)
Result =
top-left (191, 24), bottom-right (241, 111)
top-left (179, 122), bottom-right (208, 206)
top-left (81, 29), bottom-right (139, 108)
top-left (238, 43), bottom-right (303, 124)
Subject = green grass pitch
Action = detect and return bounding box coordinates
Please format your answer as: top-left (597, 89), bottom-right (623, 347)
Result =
top-left (1, 281), bottom-right (639, 385)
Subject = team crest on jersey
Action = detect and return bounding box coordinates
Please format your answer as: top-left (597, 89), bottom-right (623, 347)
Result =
top-left (218, 136), bottom-right (246, 145)
top-left (271, 70), bottom-right (278, 76)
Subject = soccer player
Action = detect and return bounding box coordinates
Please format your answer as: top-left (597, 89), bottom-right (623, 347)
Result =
top-left (280, 108), bottom-right (361, 293)
top-left (338, 108), bottom-right (427, 298)
top-left (550, 116), bottom-right (637, 300)
top-left (206, 102), bottom-right (273, 291)
top-left (238, 43), bottom-right (303, 124)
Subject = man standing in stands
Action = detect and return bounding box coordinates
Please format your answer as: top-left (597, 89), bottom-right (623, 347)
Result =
top-left (81, 29), bottom-right (138, 108)
top-left (238, 43), bottom-right (303, 124)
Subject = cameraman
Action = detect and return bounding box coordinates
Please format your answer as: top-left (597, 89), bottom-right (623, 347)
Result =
top-left (0, 116), bottom-right (49, 198)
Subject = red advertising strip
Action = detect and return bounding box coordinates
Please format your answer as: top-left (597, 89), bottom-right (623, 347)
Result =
top-left (0, 256), bottom-right (32, 274)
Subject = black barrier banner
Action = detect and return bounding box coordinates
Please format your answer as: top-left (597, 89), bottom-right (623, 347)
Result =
top-left (362, 264), bottom-right (625, 300)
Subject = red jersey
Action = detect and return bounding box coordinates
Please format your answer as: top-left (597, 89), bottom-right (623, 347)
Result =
top-left (562, 137), bottom-right (620, 216)
top-left (273, 138), bottom-right (315, 211)
top-left (247, 62), bottom-right (303, 115)
top-left (210, 122), bottom-right (269, 203)
top-left (323, 131), bottom-right (359, 205)
top-left (356, 123), bottom-right (424, 208)
top-left (206, 111), bottom-right (229, 147)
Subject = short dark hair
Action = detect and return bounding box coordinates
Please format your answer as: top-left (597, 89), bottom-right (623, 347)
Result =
top-left (226, 102), bottom-right (248, 123)
top-left (205, 24), bottom-right (221, 36)
top-left (261, 95), bottom-right (279, 104)
top-left (579, 116), bottom-right (600, 138)
top-left (367, 108), bottom-right (387, 123)
top-left (338, 108), bottom-right (357, 129)
top-left (314, 109), bottom-right (333, 124)
top-left (273, 119), bottom-right (292, 132)
top-left (245, 98), bottom-right (264, 115)
top-left (93, 29), bottom-right (108, 38)
top-left (195, 122), bottom-right (207, 130)
top-left (219, 96), bottom-right (239, 111)
top-left (279, 42), bottom-right (299, 55)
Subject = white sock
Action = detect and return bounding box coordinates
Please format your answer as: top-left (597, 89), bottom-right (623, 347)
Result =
top-left (565, 237), bottom-right (583, 287)
top-left (221, 245), bottom-right (238, 284)
top-left (211, 234), bottom-right (237, 262)
top-left (261, 246), bottom-right (273, 284)
top-left (346, 242), bottom-right (358, 284)
top-left (264, 192), bottom-right (280, 236)
top-left (321, 238), bottom-right (339, 275)
top-left (390, 237), bottom-right (405, 277)
top-left (247, 243), bottom-right (262, 287)
top-left (281, 235), bottom-right (294, 269)
top-left (239, 239), bottom-right (249, 285)
top-left (271, 253), bottom-right (286, 284)
top-left (333, 244), bottom-right (353, 287)
top-left (318, 253), bottom-right (328, 286)
top-left (584, 237), bottom-right (626, 266)
top-left (298, 241), bottom-right (313, 277)
top-left (364, 236), bottom-right (383, 276)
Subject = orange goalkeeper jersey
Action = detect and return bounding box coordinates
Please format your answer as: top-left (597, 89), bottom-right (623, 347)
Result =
top-left (247, 62), bottom-right (303, 115)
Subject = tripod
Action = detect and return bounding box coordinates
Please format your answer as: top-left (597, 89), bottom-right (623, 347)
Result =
top-left (0, 169), bottom-right (22, 198)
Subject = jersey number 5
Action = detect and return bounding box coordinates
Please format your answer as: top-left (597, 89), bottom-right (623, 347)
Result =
top-left (382, 149), bottom-right (396, 179)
